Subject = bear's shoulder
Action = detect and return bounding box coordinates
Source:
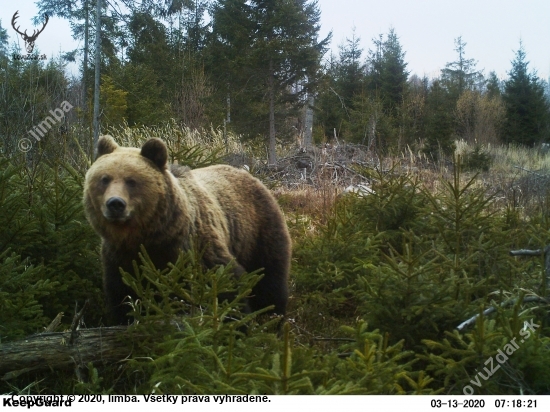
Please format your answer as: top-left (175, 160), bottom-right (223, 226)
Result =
top-left (169, 164), bottom-right (191, 178)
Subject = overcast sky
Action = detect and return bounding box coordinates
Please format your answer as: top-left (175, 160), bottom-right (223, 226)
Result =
top-left (1, 0), bottom-right (549, 80)
top-left (317, 0), bottom-right (550, 79)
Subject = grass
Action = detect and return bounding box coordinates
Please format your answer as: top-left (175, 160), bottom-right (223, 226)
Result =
top-left (4, 121), bottom-right (550, 394)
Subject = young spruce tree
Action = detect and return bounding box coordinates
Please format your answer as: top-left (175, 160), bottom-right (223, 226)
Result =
top-left (501, 42), bottom-right (550, 146)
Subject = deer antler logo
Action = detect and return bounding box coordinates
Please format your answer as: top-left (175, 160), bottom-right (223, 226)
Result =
top-left (11, 11), bottom-right (49, 54)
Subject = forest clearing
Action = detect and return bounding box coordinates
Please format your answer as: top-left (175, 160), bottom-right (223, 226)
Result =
top-left (1, 125), bottom-right (550, 394)
top-left (2, 0), bottom-right (550, 396)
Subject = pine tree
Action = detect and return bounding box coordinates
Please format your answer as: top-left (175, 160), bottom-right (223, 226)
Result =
top-left (0, 249), bottom-right (50, 341)
top-left (0, 19), bottom-right (8, 57)
top-left (486, 71), bottom-right (502, 99)
top-left (36, 0), bottom-right (123, 117)
top-left (335, 29), bottom-right (365, 111)
top-left (100, 75), bottom-right (128, 125)
top-left (126, 12), bottom-right (175, 82)
top-left (441, 37), bottom-right (483, 101)
top-left (35, 0), bottom-right (93, 105)
top-left (316, 29), bottom-right (365, 141)
top-left (369, 28), bottom-right (409, 115)
top-left (177, 0), bottom-right (210, 54)
top-left (208, 0), bottom-right (329, 164)
top-left (365, 28), bottom-right (409, 151)
top-left (501, 42), bottom-right (550, 145)
top-left (315, 54), bottom-right (342, 140)
top-left (423, 79), bottom-right (455, 158)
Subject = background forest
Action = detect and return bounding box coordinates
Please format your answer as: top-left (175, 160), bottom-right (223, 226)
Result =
top-left (2, 0), bottom-right (550, 395)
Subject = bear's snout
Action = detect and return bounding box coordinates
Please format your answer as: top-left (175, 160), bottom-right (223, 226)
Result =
top-left (105, 196), bottom-right (127, 220)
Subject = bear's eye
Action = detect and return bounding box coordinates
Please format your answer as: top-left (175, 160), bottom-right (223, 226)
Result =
top-left (100, 176), bottom-right (111, 185)
top-left (126, 178), bottom-right (137, 188)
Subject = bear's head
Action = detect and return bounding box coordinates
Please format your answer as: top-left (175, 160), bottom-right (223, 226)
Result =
top-left (84, 135), bottom-right (171, 244)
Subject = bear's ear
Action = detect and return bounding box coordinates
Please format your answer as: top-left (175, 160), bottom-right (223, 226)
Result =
top-left (96, 135), bottom-right (118, 158)
top-left (141, 138), bottom-right (168, 170)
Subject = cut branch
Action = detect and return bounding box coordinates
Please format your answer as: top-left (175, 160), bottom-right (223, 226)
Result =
top-left (456, 296), bottom-right (549, 332)
top-left (510, 249), bottom-right (543, 256)
top-left (457, 245), bottom-right (550, 331)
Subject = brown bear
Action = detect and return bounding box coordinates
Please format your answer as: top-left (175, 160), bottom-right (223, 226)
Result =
top-left (83, 135), bottom-right (291, 325)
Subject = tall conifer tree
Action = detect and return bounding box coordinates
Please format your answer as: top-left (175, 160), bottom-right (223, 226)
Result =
top-left (336, 29), bottom-right (365, 110)
top-left (441, 37), bottom-right (483, 101)
top-left (0, 19), bottom-right (8, 56)
top-left (315, 30), bottom-right (364, 141)
top-left (365, 28), bottom-right (409, 150)
top-left (209, 0), bottom-right (329, 164)
top-left (371, 28), bottom-right (409, 115)
top-left (502, 42), bottom-right (550, 145)
top-left (424, 79), bottom-right (455, 158)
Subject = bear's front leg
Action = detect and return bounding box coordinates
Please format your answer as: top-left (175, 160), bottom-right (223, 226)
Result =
top-left (200, 246), bottom-right (251, 315)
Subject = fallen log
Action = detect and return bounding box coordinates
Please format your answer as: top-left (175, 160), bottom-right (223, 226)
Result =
top-left (0, 326), bottom-right (131, 380)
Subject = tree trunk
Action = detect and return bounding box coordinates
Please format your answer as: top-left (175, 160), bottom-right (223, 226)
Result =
top-left (92, 0), bottom-right (101, 154)
top-left (303, 94), bottom-right (314, 150)
top-left (82, 0), bottom-right (89, 115)
top-left (268, 59), bottom-right (277, 166)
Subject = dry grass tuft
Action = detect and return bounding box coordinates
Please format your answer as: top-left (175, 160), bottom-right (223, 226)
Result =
top-left (106, 119), bottom-right (245, 155)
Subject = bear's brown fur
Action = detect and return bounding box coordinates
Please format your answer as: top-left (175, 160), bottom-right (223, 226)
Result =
top-left (84, 135), bottom-right (291, 324)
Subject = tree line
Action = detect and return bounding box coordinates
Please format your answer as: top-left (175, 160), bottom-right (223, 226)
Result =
top-left (1, 0), bottom-right (549, 163)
